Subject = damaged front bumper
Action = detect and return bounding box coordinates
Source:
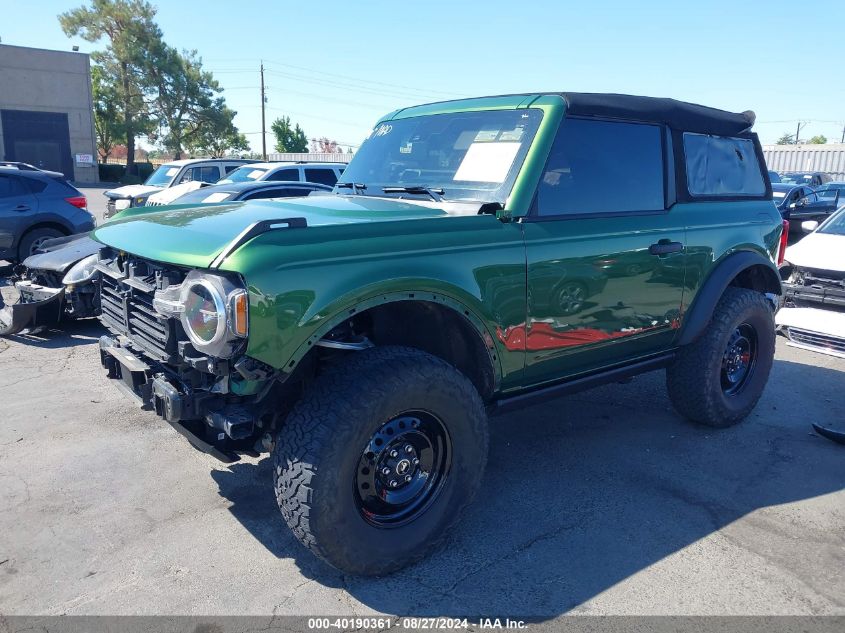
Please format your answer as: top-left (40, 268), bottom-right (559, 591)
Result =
top-left (776, 306), bottom-right (845, 359)
top-left (98, 334), bottom-right (261, 462)
top-left (0, 281), bottom-right (65, 336)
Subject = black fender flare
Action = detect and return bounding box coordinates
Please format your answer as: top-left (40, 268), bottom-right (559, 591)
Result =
top-left (678, 251), bottom-right (782, 346)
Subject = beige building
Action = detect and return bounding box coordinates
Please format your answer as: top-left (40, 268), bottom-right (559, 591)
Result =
top-left (0, 43), bottom-right (98, 183)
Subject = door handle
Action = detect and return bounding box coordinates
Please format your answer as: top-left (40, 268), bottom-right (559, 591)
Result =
top-left (13, 204), bottom-right (30, 212)
top-left (649, 240), bottom-right (684, 256)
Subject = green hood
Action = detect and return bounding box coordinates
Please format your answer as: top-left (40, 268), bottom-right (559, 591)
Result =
top-left (93, 195), bottom-right (451, 269)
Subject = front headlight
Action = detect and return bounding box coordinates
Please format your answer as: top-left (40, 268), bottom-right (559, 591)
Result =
top-left (62, 254), bottom-right (99, 285)
top-left (153, 270), bottom-right (248, 358)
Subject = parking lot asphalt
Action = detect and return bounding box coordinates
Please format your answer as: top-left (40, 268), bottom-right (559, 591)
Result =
top-left (0, 304), bottom-right (843, 617)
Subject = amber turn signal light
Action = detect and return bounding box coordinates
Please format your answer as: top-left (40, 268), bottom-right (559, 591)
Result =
top-left (231, 292), bottom-right (248, 337)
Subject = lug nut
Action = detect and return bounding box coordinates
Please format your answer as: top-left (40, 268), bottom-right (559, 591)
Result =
top-left (404, 474), bottom-right (412, 483)
top-left (404, 444), bottom-right (414, 453)
top-left (381, 467), bottom-right (391, 476)
top-left (389, 479), bottom-right (398, 488)
top-left (412, 458), bottom-right (419, 465)
top-left (389, 450), bottom-right (398, 458)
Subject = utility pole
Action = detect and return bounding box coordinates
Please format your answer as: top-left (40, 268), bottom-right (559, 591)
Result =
top-left (795, 121), bottom-right (806, 145)
top-left (840, 124), bottom-right (844, 144)
top-left (260, 61), bottom-right (267, 161)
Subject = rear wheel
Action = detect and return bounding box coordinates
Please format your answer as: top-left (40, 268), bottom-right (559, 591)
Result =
top-left (273, 346), bottom-right (489, 575)
top-left (17, 227), bottom-right (64, 261)
top-left (667, 287), bottom-right (775, 427)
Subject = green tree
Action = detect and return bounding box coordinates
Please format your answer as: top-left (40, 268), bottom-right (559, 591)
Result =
top-left (189, 105), bottom-right (250, 157)
top-left (776, 132), bottom-right (796, 145)
top-left (807, 135), bottom-right (827, 144)
top-left (271, 116), bottom-right (308, 152)
top-left (148, 47), bottom-right (230, 158)
top-left (91, 65), bottom-right (125, 161)
top-left (60, 0), bottom-right (161, 174)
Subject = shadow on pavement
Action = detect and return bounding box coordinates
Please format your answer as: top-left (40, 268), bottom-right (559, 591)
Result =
top-left (0, 318), bottom-right (103, 349)
top-left (211, 358), bottom-right (845, 617)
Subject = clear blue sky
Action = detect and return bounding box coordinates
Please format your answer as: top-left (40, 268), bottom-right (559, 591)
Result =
top-left (3, 0), bottom-right (844, 152)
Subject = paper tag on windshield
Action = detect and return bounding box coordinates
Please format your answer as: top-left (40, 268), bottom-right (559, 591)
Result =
top-left (166, 167), bottom-right (179, 177)
top-left (453, 142), bottom-right (520, 183)
top-left (202, 192), bottom-right (231, 203)
top-left (772, 191), bottom-right (786, 198)
top-left (248, 170), bottom-right (265, 179)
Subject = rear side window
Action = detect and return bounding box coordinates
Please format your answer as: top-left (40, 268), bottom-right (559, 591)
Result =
top-left (23, 177), bottom-right (48, 194)
top-left (0, 175), bottom-right (28, 198)
top-left (537, 118), bottom-right (665, 216)
top-left (266, 168), bottom-right (300, 182)
top-left (304, 168), bottom-right (339, 186)
top-left (683, 133), bottom-right (765, 197)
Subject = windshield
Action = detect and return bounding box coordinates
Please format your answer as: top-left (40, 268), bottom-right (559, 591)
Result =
top-left (339, 109), bottom-right (544, 203)
top-left (819, 208), bottom-right (845, 235)
top-left (779, 173), bottom-right (813, 185)
top-left (145, 164), bottom-right (181, 187)
top-left (218, 166), bottom-right (269, 184)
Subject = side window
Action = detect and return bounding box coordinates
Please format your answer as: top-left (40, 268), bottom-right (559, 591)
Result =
top-left (0, 175), bottom-right (28, 198)
top-left (304, 168), bottom-right (339, 186)
top-left (683, 133), bottom-right (765, 197)
top-left (24, 178), bottom-right (48, 194)
top-left (198, 166), bottom-right (220, 183)
top-left (224, 165), bottom-right (240, 174)
top-left (266, 168), bottom-right (300, 182)
top-left (537, 118), bottom-right (664, 216)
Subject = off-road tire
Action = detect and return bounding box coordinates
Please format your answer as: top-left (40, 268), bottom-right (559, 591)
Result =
top-left (17, 227), bottom-right (64, 262)
top-left (273, 345), bottom-right (489, 576)
top-left (667, 287), bottom-right (775, 427)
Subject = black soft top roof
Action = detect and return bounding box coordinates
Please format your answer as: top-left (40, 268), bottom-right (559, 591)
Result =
top-left (558, 93), bottom-right (756, 136)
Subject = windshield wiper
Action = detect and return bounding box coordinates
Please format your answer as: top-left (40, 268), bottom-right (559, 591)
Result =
top-left (382, 185), bottom-right (445, 202)
top-left (335, 182), bottom-right (367, 195)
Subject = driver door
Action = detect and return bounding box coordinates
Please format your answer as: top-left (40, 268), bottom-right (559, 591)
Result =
top-left (521, 117), bottom-right (686, 385)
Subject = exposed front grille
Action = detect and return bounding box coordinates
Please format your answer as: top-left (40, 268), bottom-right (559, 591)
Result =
top-left (786, 327), bottom-right (845, 358)
top-left (99, 262), bottom-right (184, 363)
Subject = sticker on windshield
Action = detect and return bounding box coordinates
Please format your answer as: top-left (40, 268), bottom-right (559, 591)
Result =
top-left (499, 127), bottom-right (525, 142)
top-left (399, 143), bottom-right (413, 154)
top-left (202, 192), bottom-right (231, 203)
top-left (474, 130), bottom-right (499, 142)
top-left (772, 191), bottom-right (786, 198)
top-left (166, 167), bottom-right (179, 177)
top-left (453, 142), bottom-right (521, 183)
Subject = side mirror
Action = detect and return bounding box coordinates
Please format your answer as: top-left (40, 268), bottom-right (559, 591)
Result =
top-left (802, 220), bottom-right (819, 233)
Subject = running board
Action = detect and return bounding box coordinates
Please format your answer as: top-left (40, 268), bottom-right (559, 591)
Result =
top-left (491, 352), bottom-right (676, 414)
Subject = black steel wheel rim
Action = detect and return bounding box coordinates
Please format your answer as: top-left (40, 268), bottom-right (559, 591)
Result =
top-left (721, 322), bottom-right (757, 395)
top-left (355, 411), bottom-right (451, 528)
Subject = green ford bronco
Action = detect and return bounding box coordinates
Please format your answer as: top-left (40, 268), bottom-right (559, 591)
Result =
top-left (93, 93), bottom-right (785, 575)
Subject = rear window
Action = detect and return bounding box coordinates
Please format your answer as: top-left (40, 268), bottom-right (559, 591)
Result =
top-left (304, 168), bottom-right (339, 186)
top-left (683, 133), bottom-right (765, 197)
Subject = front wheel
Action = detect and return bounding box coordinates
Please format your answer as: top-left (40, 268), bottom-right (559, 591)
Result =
top-left (667, 287), bottom-right (775, 427)
top-left (273, 346), bottom-right (489, 575)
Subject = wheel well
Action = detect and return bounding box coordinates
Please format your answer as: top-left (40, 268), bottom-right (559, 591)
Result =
top-left (17, 222), bottom-right (70, 247)
top-left (295, 301), bottom-right (496, 401)
top-left (729, 264), bottom-right (781, 295)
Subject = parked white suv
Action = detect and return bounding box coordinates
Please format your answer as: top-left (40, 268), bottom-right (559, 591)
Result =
top-left (103, 158), bottom-right (255, 218)
top-left (217, 162), bottom-right (346, 187)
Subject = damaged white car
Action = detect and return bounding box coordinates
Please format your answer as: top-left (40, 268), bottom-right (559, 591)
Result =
top-left (777, 208), bottom-right (845, 358)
